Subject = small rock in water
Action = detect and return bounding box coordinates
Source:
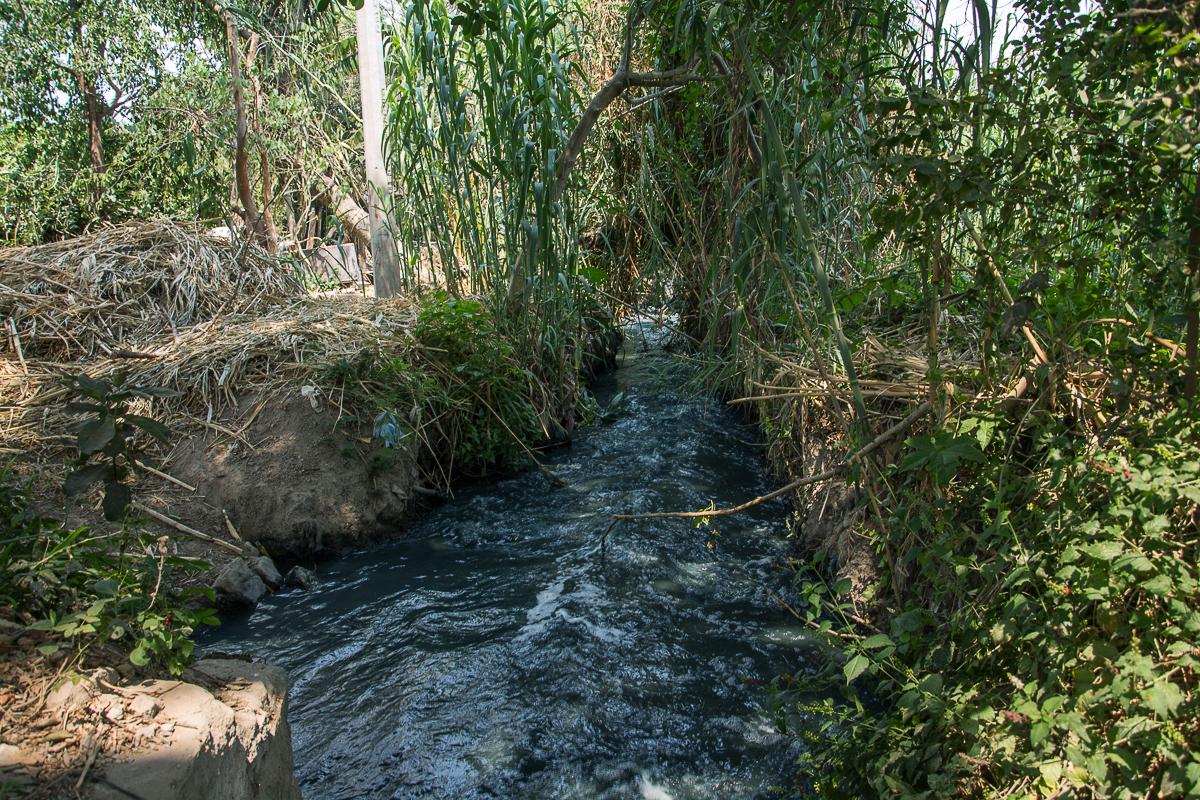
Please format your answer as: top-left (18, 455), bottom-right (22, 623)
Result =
top-left (284, 566), bottom-right (317, 591)
top-left (251, 556), bottom-right (283, 589)
top-left (214, 559), bottom-right (267, 607)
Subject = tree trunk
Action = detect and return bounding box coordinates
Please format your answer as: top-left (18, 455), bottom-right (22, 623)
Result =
top-left (1185, 187), bottom-right (1200, 400)
top-left (504, 6), bottom-right (698, 304)
top-left (224, 13), bottom-right (272, 251)
top-left (73, 22), bottom-right (106, 215)
top-left (355, 0), bottom-right (402, 298)
top-left (245, 33), bottom-right (279, 252)
top-left (316, 174), bottom-right (372, 256)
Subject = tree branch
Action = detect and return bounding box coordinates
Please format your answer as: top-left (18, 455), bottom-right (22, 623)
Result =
top-left (507, 10), bottom-right (709, 304)
top-left (612, 401), bottom-right (932, 522)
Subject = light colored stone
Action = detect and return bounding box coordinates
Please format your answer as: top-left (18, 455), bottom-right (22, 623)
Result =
top-left (104, 702), bottom-right (125, 722)
top-left (0, 743), bottom-right (24, 767)
top-left (128, 693), bottom-right (161, 718)
top-left (213, 559), bottom-right (267, 607)
top-left (45, 675), bottom-right (94, 710)
top-left (85, 659), bottom-right (301, 800)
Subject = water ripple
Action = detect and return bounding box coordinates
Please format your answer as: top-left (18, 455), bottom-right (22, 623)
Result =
top-left (205, 327), bottom-right (812, 799)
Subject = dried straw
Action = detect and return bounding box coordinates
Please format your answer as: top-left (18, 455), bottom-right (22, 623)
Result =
top-left (1, 220), bottom-right (306, 361)
top-left (0, 222), bottom-right (416, 466)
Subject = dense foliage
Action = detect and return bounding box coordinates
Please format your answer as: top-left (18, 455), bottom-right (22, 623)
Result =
top-left (0, 0), bottom-right (365, 250)
top-left (783, 405), bottom-right (1200, 797)
top-left (326, 296), bottom-right (559, 480)
top-left (574, 0), bottom-right (1200, 796)
top-left (0, 478), bottom-right (218, 676)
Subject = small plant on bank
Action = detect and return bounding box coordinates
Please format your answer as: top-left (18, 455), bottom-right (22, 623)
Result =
top-left (1, 476), bottom-right (218, 676)
top-left (326, 296), bottom-right (552, 484)
top-left (61, 372), bottom-right (177, 521)
top-left (0, 377), bottom-right (216, 676)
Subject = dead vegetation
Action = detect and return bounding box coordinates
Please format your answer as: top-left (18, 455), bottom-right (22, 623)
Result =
top-left (0, 220), bottom-right (436, 596)
top-left (1, 221), bottom-right (417, 469)
top-left (0, 221), bottom-right (305, 362)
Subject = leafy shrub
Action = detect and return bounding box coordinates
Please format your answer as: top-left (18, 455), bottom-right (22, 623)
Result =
top-left (0, 477), bottom-right (217, 675)
top-left (413, 296), bottom-right (544, 471)
top-left (326, 295), bottom-right (546, 479)
top-left (779, 407), bottom-right (1200, 799)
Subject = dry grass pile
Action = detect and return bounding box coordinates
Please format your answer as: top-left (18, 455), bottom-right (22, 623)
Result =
top-left (732, 315), bottom-right (1111, 421)
top-left (1, 221), bottom-right (306, 362)
top-left (0, 222), bottom-right (416, 464)
top-left (731, 322), bottom-right (977, 410)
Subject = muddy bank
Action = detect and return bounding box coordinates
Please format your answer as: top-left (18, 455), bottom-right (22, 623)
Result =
top-left (172, 395), bottom-right (421, 562)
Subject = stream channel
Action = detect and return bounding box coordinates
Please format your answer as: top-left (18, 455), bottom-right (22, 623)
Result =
top-left (205, 323), bottom-right (821, 799)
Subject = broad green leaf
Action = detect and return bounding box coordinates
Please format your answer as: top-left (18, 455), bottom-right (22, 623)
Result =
top-left (77, 416), bottom-right (116, 454)
top-left (102, 482), bottom-right (132, 522)
top-left (129, 644), bottom-right (150, 667)
top-left (64, 464), bottom-right (112, 496)
top-left (1143, 682), bottom-right (1183, 719)
top-left (843, 654), bottom-right (870, 683)
top-left (862, 634), bottom-right (895, 651)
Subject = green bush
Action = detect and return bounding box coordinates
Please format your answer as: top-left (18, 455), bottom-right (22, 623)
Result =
top-left (0, 478), bottom-right (217, 676)
top-left (326, 295), bottom-right (547, 480)
top-left (413, 296), bottom-right (545, 472)
top-left (780, 407), bottom-right (1200, 799)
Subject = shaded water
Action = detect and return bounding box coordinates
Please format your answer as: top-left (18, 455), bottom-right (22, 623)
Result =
top-left (205, 325), bottom-right (817, 799)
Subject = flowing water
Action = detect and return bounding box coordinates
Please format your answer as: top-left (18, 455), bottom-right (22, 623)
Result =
top-left (204, 324), bottom-right (820, 799)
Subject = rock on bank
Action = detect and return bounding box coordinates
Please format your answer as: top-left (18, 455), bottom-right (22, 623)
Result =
top-left (75, 659), bottom-right (301, 800)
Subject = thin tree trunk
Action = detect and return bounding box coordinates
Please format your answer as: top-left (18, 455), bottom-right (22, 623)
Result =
top-left (1185, 187), bottom-right (1200, 400)
top-left (245, 33), bottom-right (279, 252)
top-left (505, 6), bottom-right (700, 304)
top-left (73, 22), bottom-right (106, 215)
top-left (224, 13), bottom-right (269, 249)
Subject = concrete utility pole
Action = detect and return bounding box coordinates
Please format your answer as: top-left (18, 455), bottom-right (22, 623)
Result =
top-left (355, 0), bottom-right (401, 298)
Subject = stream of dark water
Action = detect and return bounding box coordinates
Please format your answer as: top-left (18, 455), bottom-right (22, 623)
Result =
top-left (204, 324), bottom-right (819, 799)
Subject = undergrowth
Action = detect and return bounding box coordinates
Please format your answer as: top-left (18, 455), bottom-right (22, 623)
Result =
top-left (774, 402), bottom-right (1200, 798)
top-left (325, 295), bottom-right (586, 483)
top-left (0, 478), bottom-right (217, 676)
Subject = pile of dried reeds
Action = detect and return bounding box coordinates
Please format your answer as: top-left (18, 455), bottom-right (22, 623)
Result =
top-left (0, 222), bottom-right (416, 462)
top-left (731, 323), bottom-right (982, 411)
top-left (1, 221), bottom-right (306, 362)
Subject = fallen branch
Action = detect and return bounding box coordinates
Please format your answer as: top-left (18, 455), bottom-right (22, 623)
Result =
top-left (134, 460), bottom-right (196, 492)
top-left (223, 509), bottom-right (246, 542)
top-left (611, 401), bottom-right (932, 522)
top-left (133, 502), bottom-right (245, 555)
top-left (73, 729), bottom-right (101, 792)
